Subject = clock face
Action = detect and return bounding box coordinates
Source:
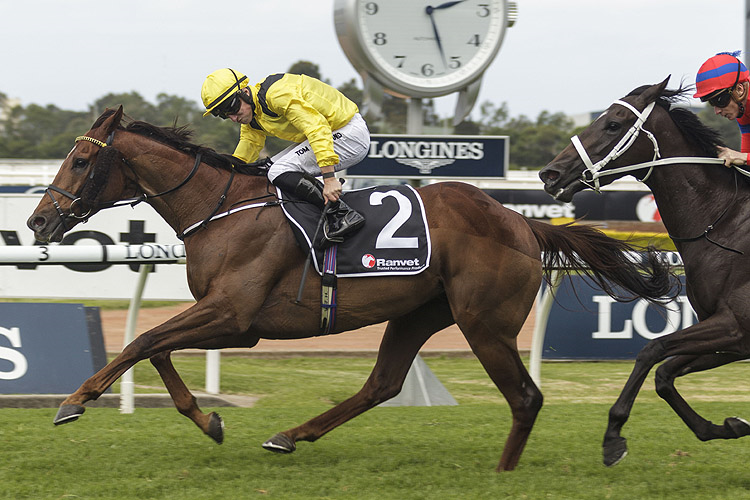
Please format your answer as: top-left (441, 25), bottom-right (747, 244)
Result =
top-left (343, 0), bottom-right (508, 97)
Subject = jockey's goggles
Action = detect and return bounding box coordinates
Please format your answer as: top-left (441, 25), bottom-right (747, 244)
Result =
top-left (211, 92), bottom-right (242, 119)
top-left (702, 61), bottom-right (741, 108)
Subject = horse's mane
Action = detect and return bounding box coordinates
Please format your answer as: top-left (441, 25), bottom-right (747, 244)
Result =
top-left (93, 109), bottom-right (266, 176)
top-left (625, 85), bottom-right (725, 157)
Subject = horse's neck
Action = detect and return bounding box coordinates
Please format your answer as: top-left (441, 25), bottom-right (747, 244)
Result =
top-left (122, 142), bottom-right (268, 234)
top-left (645, 162), bottom-right (739, 237)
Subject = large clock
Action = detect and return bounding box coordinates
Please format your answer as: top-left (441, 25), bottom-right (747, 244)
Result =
top-left (334, 0), bottom-right (514, 99)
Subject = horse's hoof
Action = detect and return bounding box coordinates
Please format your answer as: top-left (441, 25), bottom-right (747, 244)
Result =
top-left (262, 433), bottom-right (296, 454)
top-left (725, 417), bottom-right (750, 438)
top-left (207, 412), bottom-right (224, 444)
top-left (603, 437), bottom-right (628, 467)
top-left (54, 404), bottom-right (86, 425)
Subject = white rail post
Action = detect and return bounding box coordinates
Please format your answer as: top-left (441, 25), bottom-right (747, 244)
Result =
top-left (120, 262), bottom-right (153, 413)
top-left (205, 351), bottom-right (220, 394)
top-left (529, 269), bottom-right (563, 388)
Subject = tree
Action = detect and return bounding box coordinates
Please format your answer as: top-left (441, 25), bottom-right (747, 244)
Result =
top-left (287, 61), bottom-right (322, 81)
top-left (476, 103), bottom-right (575, 169)
top-left (91, 92), bottom-right (161, 124)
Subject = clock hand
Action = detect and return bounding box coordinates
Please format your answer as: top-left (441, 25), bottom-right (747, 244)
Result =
top-left (425, 6), bottom-right (448, 69)
top-left (432, 0), bottom-right (467, 10)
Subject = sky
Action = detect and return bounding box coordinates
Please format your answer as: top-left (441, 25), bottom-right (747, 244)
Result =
top-left (0, 0), bottom-right (746, 122)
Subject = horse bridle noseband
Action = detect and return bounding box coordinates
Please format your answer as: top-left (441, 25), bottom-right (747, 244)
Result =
top-left (569, 98), bottom-right (743, 254)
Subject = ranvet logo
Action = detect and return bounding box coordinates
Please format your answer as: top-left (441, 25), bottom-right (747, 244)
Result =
top-left (361, 254), bottom-right (376, 269)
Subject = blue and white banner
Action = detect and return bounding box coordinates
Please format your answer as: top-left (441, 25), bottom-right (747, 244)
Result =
top-left (543, 275), bottom-right (694, 360)
top-left (348, 134), bottom-right (508, 179)
top-left (0, 303), bottom-right (106, 394)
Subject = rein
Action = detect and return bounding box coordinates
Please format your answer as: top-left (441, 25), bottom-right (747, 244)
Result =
top-left (570, 99), bottom-right (742, 254)
top-left (668, 169), bottom-right (744, 255)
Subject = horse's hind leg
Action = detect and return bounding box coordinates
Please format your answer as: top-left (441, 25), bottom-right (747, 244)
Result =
top-left (149, 351), bottom-right (225, 444)
top-left (261, 297), bottom-right (453, 454)
top-left (655, 352), bottom-right (750, 441)
top-left (604, 315), bottom-right (742, 466)
top-left (457, 314), bottom-right (542, 471)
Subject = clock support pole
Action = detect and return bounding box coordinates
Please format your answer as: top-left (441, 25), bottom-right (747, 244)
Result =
top-left (406, 98), bottom-right (424, 135)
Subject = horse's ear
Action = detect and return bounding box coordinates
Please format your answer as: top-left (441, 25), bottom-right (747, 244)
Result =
top-left (93, 106), bottom-right (123, 137)
top-left (638, 76), bottom-right (671, 106)
top-left (107, 106), bottom-right (124, 134)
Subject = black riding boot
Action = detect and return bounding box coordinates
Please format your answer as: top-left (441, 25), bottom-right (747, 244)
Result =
top-left (273, 171), bottom-right (325, 208)
top-left (324, 199), bottom-right (365, 240)
top-left (273, 172), bottom-right (365, 241)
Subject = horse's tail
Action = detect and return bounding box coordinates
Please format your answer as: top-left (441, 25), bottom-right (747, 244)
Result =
top-left (525, 218), bottom-right (678, 303)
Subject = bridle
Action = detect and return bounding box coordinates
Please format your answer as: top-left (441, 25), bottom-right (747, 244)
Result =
top-left (45, 132), bottom-right (121, 231)
top-left (46, 129), bottom-right (275, 240)
top-left (569, 97), bottom-right (744, 254)
top-left (569, 99), bottom-right (725, 193)
top-left (46, 130), bottom-right (210, 232)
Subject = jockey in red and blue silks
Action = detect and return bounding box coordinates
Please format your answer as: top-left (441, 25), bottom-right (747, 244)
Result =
top-left (694, 51), bottom-right (750, 167)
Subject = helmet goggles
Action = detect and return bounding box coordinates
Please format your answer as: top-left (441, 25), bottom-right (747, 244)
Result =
top-left (210, 92), bottom-right (242, 119)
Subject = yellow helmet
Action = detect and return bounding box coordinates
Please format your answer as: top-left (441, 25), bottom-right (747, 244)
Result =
top-left (201, 68), bottom-right (249, 117)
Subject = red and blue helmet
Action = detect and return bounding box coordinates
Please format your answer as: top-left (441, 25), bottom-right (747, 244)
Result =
top-left (694, 51), bottom-right (750, 99)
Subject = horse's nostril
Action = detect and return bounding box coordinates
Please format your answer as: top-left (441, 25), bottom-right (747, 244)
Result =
top-left (31, 216), bottom-right (46, 228)
top-left (540, 170), bottom-right (560, 183)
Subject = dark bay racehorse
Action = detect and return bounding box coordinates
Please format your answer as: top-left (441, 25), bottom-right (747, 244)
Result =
top-left (28, 107), bottom-right (674, 471)
top-left (540, 77), bottom-right (750, 467)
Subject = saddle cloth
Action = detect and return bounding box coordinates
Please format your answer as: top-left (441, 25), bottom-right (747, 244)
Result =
top-left (278, 184), bottom-right (431, 277)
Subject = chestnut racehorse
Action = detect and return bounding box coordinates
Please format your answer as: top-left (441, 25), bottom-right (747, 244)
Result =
top-left (28, 107), bottom-right (674, 471)
top-left (540, 77), bottom-right (750, 467)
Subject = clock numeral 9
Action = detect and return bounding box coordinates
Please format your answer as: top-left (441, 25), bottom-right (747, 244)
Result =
top-left (364, 2), bottom-right (378, 15)
top-left (373, 32), bottom-right (387, 45)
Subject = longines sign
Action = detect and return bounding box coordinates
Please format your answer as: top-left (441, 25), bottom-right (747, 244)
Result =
top-left (349, 134), bottom-right (508, 179)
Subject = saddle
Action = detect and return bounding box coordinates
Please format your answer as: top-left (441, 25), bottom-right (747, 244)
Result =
top-left (277, 184), bottom-right (431, 333)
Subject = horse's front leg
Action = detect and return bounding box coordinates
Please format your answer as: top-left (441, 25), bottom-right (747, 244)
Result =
top-left (149, 350), bottom-right (225, 443)
top-left (53, 295), bottom-right (249, 426)
top-left (148, 334), bottom-right (261, 444)
top-left (603, 315), bottom-right (737, 466)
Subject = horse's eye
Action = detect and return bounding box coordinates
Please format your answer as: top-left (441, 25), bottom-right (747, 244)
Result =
top-left (73, 158), bottom-right (88, 169)
top-left (605, 121), bottom-right (622, 132)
